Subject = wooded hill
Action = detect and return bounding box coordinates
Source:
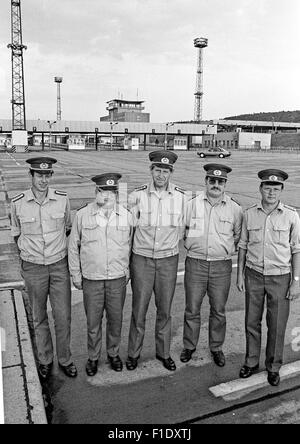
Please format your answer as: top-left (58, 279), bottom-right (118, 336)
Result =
top-left (224, 111), bottom-right (300, 122)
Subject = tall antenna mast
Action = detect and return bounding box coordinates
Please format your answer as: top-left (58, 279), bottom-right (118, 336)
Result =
top-left (54, 76), bottom-right (63, 120)
top-left (193, 37), bottom-right (208, 122)
top-left (8, 0), bottom-right (27, 130)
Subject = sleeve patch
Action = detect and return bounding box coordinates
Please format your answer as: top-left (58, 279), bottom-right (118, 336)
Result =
top-left (11, 193), bottom-right (25, 202)
top-left (55, 190), bottom-right (67, 196)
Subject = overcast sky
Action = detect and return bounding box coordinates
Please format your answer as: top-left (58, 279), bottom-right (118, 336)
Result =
top-left (0, 0), bottom-right (299, 123)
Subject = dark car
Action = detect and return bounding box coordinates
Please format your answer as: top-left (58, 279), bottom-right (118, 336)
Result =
top-left (197, 147), bottom-right (231, 158)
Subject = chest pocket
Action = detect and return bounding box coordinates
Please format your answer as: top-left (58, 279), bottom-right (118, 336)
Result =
top-left (138, 210), bottom-right (152, 226)
top-left (82, 223), bottom-right (99, 242)
top-left (116, 225), bottom-right (130, 240)
top-left (219, 216), bottom-right (233, 235)
top-left (20, 217), bottom-right (40, 235)
top-left (272, 224), bottom-right (290, 246)
top-left (48, 212), bottom-right (65, 232)
top-left (187, 217), bottom-right (204, 237)
top-left (168, 209), bottom-right (182, 227)
top-left (247, 224), bottom-right (263, 243)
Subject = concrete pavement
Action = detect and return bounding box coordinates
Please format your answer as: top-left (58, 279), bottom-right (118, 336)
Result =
top-left (0, 162), bottom-right (47, 424)
top-left (1, 150), bottom-right (300, 424)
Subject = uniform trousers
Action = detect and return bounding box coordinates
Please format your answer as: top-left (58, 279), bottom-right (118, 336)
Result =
top-left (244, 267), bottom-right (290, 372)
top-left (183, 257), bottom-right (232, 352)
top-left (128, 253), bottom-right (179, 359)
top-left (82, 276), bottom-right (126, 361)
top-left (21, 257), bottom-right (72, 366)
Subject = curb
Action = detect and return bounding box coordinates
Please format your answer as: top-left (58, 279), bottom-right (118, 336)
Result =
top-left (13, 291), bottom-right (47, 424)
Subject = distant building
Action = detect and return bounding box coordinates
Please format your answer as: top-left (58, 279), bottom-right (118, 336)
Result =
top-left (202, 130), bottom-right (271, 150)
top-left (100, 99), bottom-right (150, 123)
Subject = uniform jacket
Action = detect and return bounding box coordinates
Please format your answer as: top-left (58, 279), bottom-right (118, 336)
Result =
top-left (10, 188), bottom-right (71, 265)
top-left (68, 201), bottom-right (133, 281)
top-left (184, 191), bottom-right (243, 261)
top-left (238, 201), bottom-right (300, 275)
top-left (129, 181), bottom-right (187, 259)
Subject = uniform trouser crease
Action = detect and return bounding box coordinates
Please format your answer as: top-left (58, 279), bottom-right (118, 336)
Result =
top-left (128, 253), bottom-right (178, 359)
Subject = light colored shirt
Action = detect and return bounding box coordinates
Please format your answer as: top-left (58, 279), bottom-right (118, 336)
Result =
top-left (129, 181), bottom-right (187, 259)
top-left (10, 188), bottom-right (71, 265)
top-left (184, 191), bottom-right (243, 261)
top-left (68, 201), bottom-right (133, 281)
top-left (238, 201), bottom-right (300, 275)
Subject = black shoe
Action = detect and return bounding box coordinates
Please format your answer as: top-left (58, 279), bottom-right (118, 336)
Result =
top-left (239, 364), bottom-right (259, 379)
top-left (180, 348), bottom-right (196, 363)
top-left (86, 359), bottom-right (98, 377)
top-left (108, 355), bottom-right (123, 372)
top-left (38, 363), bottom-right (53, 380)
top-left (126, 356), bottom-right (139, 371)
top-left (156, 355), bottom-right (176, 371)
top-left (211, 351), bottom-right (226, 367)
top-left (267, 371), bottom-right (280, 386)
top-left (59, 362), bottom-right (78, 378)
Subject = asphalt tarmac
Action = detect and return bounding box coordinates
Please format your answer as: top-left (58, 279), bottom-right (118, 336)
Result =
top-left (1, 149), bottom-right (300, 424)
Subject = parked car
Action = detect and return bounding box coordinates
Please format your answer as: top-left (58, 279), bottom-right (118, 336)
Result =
top-left (197, 147), bottom-right (231, 158)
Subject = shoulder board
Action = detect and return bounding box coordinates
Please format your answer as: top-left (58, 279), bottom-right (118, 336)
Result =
top-left (175, 186), bottom-right (186, 194)
top-left (76, 203), bottom-right (88, 212)
top-left (231, 197), bottom-right (241, 206)
top-left (245, 203), bottom-right (257, 211)
top-left (11, 193), bottom-right (25, 203)
top-left (284, 204), bottom-right (296, 212)
top-left (55, 190), bottom-right (67, 196)
top-left (134, 185), bottom-right (148, 192)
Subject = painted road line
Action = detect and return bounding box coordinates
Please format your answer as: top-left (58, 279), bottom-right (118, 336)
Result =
top-left (0, 325), bottom-right (5, 424)
top-left (0, 281), bottom-right (25, 291)
top-left (209, 360), bottom-right (300, 402)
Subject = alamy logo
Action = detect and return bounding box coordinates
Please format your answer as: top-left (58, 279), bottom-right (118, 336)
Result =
top-left (291, 327), bottom-right (300, 352)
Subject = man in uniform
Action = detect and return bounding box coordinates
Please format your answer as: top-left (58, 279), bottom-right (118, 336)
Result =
top-left (68, 173), bottom-right (133, 376)
top-left (237, 169), bottom-right (300, 386)
top-left (126, 151), bottom-right (186, 372)
top-left (180, 163), bottom-right (243, 367)
top-left (10, 157), bottom-right (77, 380)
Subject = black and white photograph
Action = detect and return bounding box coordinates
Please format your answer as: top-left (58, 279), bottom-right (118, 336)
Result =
top-left (0, 0), bottom-right (300, 429)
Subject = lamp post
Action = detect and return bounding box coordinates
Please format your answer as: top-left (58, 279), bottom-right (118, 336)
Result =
top-left (110, 121), bottom-right (118, 150)
top-left (164, 122), bottom-right (174, 150)
top-left (47, 120), bottom-right (56, 151)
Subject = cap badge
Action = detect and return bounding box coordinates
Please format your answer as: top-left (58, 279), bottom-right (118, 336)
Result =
top-left (40, 163), bottom-right (49, 169)
top-left (214, 170), bottom-right (222, 176)
top-left (161, 158), bottom-right (169, 164)
top-left (106, 179), bottom-right (114, 185)
top-left (269, 175), bottom-right (278, 181)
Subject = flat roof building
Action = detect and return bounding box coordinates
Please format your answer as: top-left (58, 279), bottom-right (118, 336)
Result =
top-left (100, 99), bottom-right (150, 123)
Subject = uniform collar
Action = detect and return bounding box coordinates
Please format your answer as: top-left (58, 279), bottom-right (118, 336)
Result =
top-left (203, 191), bottom-right (227, 204)
top-left (149, 181), bottom-right (174, 195)
top-left (27, 187), bottom-right (57, 202)
top-left (257, 200), bottom-right (284, 212)
top-left (90, 201), bottom-right (123, 216)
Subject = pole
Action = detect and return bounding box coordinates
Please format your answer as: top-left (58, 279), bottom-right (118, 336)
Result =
top-left (0, 326), bottom-right (5, 424)
top-left (95, 131), bottom-right (98, 151)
